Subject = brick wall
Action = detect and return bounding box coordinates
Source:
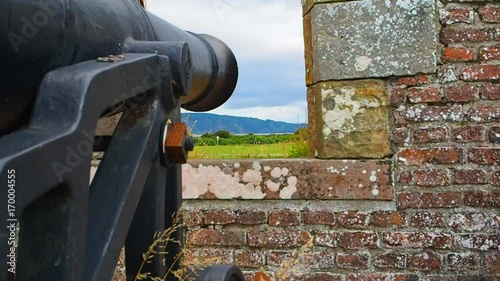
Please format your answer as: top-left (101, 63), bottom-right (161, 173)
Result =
top-left (182, 0), bottom-right (499, 280)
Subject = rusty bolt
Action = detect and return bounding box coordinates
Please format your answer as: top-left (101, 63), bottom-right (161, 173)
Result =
top-left (163, 122), bottom-right (194, 164)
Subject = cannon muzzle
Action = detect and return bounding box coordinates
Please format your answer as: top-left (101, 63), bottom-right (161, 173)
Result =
top-left (0, 0), bottom-right (238, 135)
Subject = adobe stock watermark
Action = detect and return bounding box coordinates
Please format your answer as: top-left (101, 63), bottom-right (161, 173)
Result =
top-left (212, 0), bottom-right (244, 20)
top-left (7, 0), bottom-right (60, 53)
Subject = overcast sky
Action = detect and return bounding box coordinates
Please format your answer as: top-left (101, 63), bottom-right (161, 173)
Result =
top-left (147, 0), bottom-right (307, 123)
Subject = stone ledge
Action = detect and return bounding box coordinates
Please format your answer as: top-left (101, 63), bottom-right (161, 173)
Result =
top-left (182, 159), bottom-right (393, 200)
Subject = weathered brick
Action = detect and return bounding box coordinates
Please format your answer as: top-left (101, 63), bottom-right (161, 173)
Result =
top-left (440, 27), bottom-right (493, 44)
top-left (440, 8), bottom-right (474, 24)
top-left (445, 85), bottom-right (479, 102)
top-left (374, 252), bottom-right (407, 269)
top-left (479, 6), bottom-right (500, 23)
top-left (383, 232), bottom-right (452, 249)
top-left (293, 273), bottom-right (344, 281)
top-left (269, 209), bottom-right (301, 226)
top-left (443, 47), bottom-right (475, 62)
top-left (411, 211), bottom-right (446, 227)
top-left (188, 230), bottom-right (246, 247)
top-left (468, 105), bottom-right (500, 122)
top-left (491, 214), bottom-right (500, 229)
top-left (455, 234), bottom-right (500, 251)
top-left (393, 128), bottom-right (410, 146)
top-left (468, 148), bottom-right (500, 164)
top-left (464, 191), bottom-right (500, 207)
top-left (423, 275), bottom-right (498, 281)
top-left (394, 110), bottom-right (408, 126)
top-left (235, 249), bottom-right (263, 268)
top-left (448, 213), bottom-right (487, 232)
top-left (492, 170), bottom-right (500, 186)
top-left (451, 126), bottom-right (485, 142)
top-left (490, 127), bottom-right (500, 143)
top-left (479, 45), bottom-right (500, 61)
top-left (336, 253), bottom-right (369, 269)
top-left (204, 209), bottom-right (236, 225)
top-left (404, 104), bottom-right (463, 122)
top-left (336, 211), bottom-right (369, 228)
top-left (336, 232), bottom-right (378, 249)
top-left (303, 209), bottom-right (335, 225)
top-left (349, 274), bottom-right (419, 281)
top-left (447, 253), bottom-right (481, 271)
top-left (408, 87), bottom-right (441, 103)
top-left (372, 211), bottom-right (406, 227)
top-left (397, 193), bottom-right (461, 208)
top-left (438, 65), bottom-right (459, 83)
top-left (453, 169), bottom-right (488, 184)
top-left (314, 231), bottom-right (337, 248)
top-left (461, 65), bottom-right (500, 82)
top-left (486, 253), bottom-right (500, 271)
top-left (183, 211), bottom-right (203, 227)
top-left (301, 251), bottom-right (338, 269)
top-left (194, 248), bottom-right (233, 264)
top-left (415, 169), bottom-right (450, 187)
top-left (408, 252), bottom-right (442, 271)
top-left (248, 231), bottom-right (311, 249)
top-left (265, 251), bottom-right (293, 266)
top-left (236, 209), bottom-right (267, 225)
top-left (398, 171), bottom-right (413, 184)
top-left (391, 88), bottom-right (408, 106)
top-left (397, 148), bottom-right (464, 166)
top-left (413, 127), bottom-right (448, 143)
top-left (483, 84), bottom-right (500, 100)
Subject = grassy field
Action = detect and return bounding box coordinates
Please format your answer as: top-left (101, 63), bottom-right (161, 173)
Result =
top-left (190, 143), bottom-right (306, 158)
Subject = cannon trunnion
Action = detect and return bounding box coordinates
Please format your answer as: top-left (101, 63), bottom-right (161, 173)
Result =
top-left (0, 1), bottom-right (243, 280)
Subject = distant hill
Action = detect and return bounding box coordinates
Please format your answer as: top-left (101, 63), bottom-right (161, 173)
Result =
top-left (181, 113), bottom-right (306, 135)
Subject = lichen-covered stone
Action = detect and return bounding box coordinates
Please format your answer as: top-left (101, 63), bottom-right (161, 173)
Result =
top-left (307, 0), bottom-right (437, 82)
top-left (308, 80), bottom-right (391, 159)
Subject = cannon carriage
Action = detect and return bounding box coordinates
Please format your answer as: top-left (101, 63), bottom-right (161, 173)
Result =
top-left (0, 0), bottom-right (243, 280)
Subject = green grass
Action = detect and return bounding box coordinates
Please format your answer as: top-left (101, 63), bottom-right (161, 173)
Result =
top-left (190, 142), bottom-right (306, 159)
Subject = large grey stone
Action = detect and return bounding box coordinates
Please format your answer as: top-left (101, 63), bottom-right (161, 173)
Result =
top-left (310, 0), bottom-right (437, 82)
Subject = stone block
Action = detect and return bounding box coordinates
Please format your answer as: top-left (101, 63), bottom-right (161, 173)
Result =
top-left (308, 80), bottom-right (391, 159)
top-left (307, 0), bottom-right (437, 82)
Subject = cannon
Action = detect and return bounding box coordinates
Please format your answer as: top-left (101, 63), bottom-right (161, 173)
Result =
top-left (0, 0), bottom-right (244, 280)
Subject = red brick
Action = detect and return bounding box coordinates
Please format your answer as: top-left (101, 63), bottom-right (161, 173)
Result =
top-left (372, 211), bottom-right (406, 227)
top-left (479, 6), bottom-right (500, 23)
top-left (461, 65), bottom-right (500, 82)
top-left (453, 169), bottom-right (488, 184)
top-left (451, 126), bottom-right (485, 142)
top-left (445, 85), bottom-right (479, 102)
top-left (301, 251), bottom-right (337, 269)
top-left (336, 211), bottom-right (369, 228)
top-left (374, 252), bottom-right (407, 269)
top-left (486, 253), bottom-right (500, 271)
top-left (248, 231), bottom-right (311, 249)
top-left (393, 128), bottom-right (409, 146)
top-left (314, 231), bottom-right (337, 248)
top-left (479, 45), bottom-right (500, 61)
top-left (394, 110), bottom-right (408, 126)
top-left (193, 248), bottom-right (233, 264)
top-left (395, 77), bottom-right (418, 86)
top-left (183, 211), bottom-right (203, 227)
top-left (483, 84), bottom-right (500, 100)
top-left (415, 169), bottom-right (450, 187)
top-left (411, 211), bottom-right (446, 227)
top-left (391, 88), bottom-right (408, 106)
top-left (440, 27), bottom-right (493, 44)
top-left (409, 252), bottom-right (442, 271)
top-left (303, 209), bottom-right (335, 225)
top-left (440, 8), bottom-right (474, 24)
top-left (464, 191), bottom-right (500, 207)
top-left (468, 105), bottom-right (500, 122)
top-left (404, 105), bottom-right (463, 122)
top-left (235, 250), bottom-right (263, 268)
top-left (455, 234), bottom-right (500, 251)
top-left (443, 47), bottom-right (475, 62)
top-left (348, 274), bottom-right (419, 281)
top-left (468, 148), bottom-right (500, 164)
top-left (491, 214), bottom-right (500, 229)
top-left (413, 127), bottom-right (447, 143)
top-left (448, 213), bottom-right (486, 232)
top-left (336, 232), bottom-right (378, 249)
top-left (490, 127), bottom-right (500, 144)
top-left (236, 209), bottom-right (267, 225)
top-left (268, 209), bottom-right (300, 226)
top-left (447, 253), bottom-right (481, 271)
top-left (493, 170), bottom-right (500, 186)
top-left (407, 87), bottom-right (441, 103)
top-left (383, 232), bottom-right (452, 249)
top-left (293, 273), bottom-right (344, 281)
top-left (424, 275), bottom-right (499, 281)
top-left (188, 230), bottom-right (246, 246)
top-left (398, 171), bottom-right (413, 184)
top-left (397, 148), bottom-right (463, 166)
top-left (336, 253), bottom-right (369, 269)
top-left (397, 192), bottom-right (461, 209)
top-left (204, 209), bottom-right (236, 225)
top-left (265, 250), bottom-right (293, 266)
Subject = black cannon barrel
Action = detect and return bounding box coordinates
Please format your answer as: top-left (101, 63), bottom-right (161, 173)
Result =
top-left (0, 0), bottom-right (238, 135)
